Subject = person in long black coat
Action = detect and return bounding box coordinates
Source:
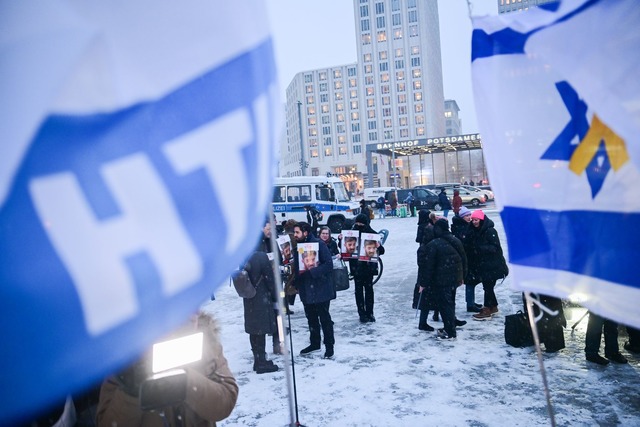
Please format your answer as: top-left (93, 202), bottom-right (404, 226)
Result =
top-left (451, 206), bottom-right (481, 313)
top-left (463, 210), bottom-right (509, 320)
top-left (420, 219), bottom-right (467, 339)
top-left (243, 249), bottom-right (279, 374)
top-left (413, 210), bottom-right (432, 311)
top-left (349, 213), bottom-right (385, 323)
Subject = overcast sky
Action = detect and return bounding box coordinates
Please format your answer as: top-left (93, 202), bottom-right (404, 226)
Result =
top-left (266, 0), bottom-right (499, 135)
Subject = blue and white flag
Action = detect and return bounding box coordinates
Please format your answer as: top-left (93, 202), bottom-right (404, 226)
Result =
top-left (472, 0), bottom-right (640, 328)
top-left (0, 0), bottom-right (279, 423)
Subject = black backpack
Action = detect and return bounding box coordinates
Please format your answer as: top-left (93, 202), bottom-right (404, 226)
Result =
top-left (231, 261), bottom-right (263, 298)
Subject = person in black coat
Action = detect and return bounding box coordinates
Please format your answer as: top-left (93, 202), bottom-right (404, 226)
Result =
top-left (349, 213), bottom-right (385, 323)
top-left (438, 188), bottom-right (452, 218)
top-left (420, 219), bottom-right (467, 339)
top-left (243, 249), bottom-right (279, 374)
top-left (319, 226), bottom-right (340, 256)
top-left (451, 206), bottom-right (482, 313)
top-left (463, 210), bottom-right (509, 321)
top-left (413, 210), bottom-right (432, 311)
top-left (293, 222), bottom-right (336, 359)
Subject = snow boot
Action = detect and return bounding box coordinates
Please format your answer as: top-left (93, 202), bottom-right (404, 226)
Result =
top-left (253, 353), bottom-right (279, 374)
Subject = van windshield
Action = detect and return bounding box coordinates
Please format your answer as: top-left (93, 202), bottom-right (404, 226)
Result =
top-left (333, 182), bottom-right (350, 202)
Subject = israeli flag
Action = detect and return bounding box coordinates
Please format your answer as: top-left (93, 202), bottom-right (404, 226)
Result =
top-left (0, 0), bottom-right (279, 423)
top-left (472, 0), bottom-right (640, 329)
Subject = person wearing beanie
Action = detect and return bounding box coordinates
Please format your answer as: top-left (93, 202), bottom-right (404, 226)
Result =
top-left (450, 207), bottom-right (481, 313)
top-left (350, 213), bottom-right (385, 323)
top-left (462, 210), bottom-right (509, 320)
top-left (418, 219), bottom-right (467, 340)
top-left (452, 189), bottom-right (463, 217)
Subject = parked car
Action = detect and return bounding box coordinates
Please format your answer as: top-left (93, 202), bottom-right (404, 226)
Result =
top-left (461, 185), bottom-right (494, 202)
top-left (384, 188), bottom-right (442, 211)
top-left (433, 185), bottom-right (486, 207)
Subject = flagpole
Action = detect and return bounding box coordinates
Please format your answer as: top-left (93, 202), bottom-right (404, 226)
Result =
top-left (524, 292), bottom-right (557, 427)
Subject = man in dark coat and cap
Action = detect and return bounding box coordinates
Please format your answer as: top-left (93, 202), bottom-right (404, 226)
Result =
top-left (420, 219), bottom-right (467, 340)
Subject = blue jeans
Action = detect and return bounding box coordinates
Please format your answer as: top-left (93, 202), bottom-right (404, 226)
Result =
top-left (442, 210), bottom-right (449, 218)
top-left (465, 284), bottom-right (477, 307)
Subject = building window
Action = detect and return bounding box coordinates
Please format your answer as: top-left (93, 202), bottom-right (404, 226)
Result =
top-left (376, 16), bottom-right (385, 28)
top-left (379, 62), bottom-right (388, 72)
top-left (417, 127), bottom-right (425, 136)
top-left (394, 29), bottom-right (403, 39)
top-left (411, 57), bottom-right (421, 67)
top-left (337, 124), bottom-right (345, 133)
top-left (368, 132), bottom-right (377, 141)
top-left (398, 94), bottom-right (407, 103)
top-left (309, 138), bottom-right (318, 147)
top-left (337, 113), bottom-right (345, 122)
top-left (311, 149), bottom-right (318, 158)
top-left (408, 10), bottom-right (417, 23)
top-left (378, 51), bottom-right (388, 60)
top-left (349, 78), bottom-right (357, 87)
top-left (395, 48), bottom-right (404, 57)
top-left (348, 67), bottom-right (356, 76)
top-left (362, 34), bottom-right (372, 44)
top-left (336, 102), bottom-right (344, 111)
top-left (308, 128), bottom-right (317, 137)
top-left (319, 83), bottom-right (327, 91)
top-left (322, 126), bottom-right (331, 135)
top-left (382, 96), bottom-right (390, 105)
top-left (334, 81), bottom-right (343, 90)
top-left (366, 87), bottom-right (375, 96)
top-left (445, 111), bottom-right (453, 118)
top-left (414, 92), bottom-right (422, 101)
top-left (307, 107), bottom-right (315, 115)
top-left (307, 96), bottom-right (314, 104)
top-left (384, 130), bottom-right (393, 140)
top-left (333, 70), bottom-right (342, 79)
top-left (381, 85), bottom-right (390, 94)
top-left (361, 19), bottom-right (370, 32)
top-left (311, 168), bottom-right (319, 176)
top-left (324, 136), bottom-right (332, 146)
top-left (335, 92), bottom-right (343, 100)
top-left (353, 145), bottom-right (362, 154)
top-left (396, 71), bottom-right (405, 81)
top-left (400, 128), bottom-right (409, 138)
top-left (395, 59), bottom-right (404, 69)
top-left (319, 71), bottom-right (327, 81)
top-left (321, 105), bottom-right (329, 113)
top-left (339, 146), bottom-right (347, 155)
top-left (351, 112), bottom-right (359, 120)
top-left (306, 85), bottom-right (313, 93)
top-left (304, 74), bottom-right (313, 83)
top-left (368, 121), bottom-right (377, 130)
top-left (415, 103), bottom-right (424, 113)
top-left (377, 31), bottom-right (387, 42)
top-left (368, 110), bottom-right (376, 119)
top-left (415, 115), bottom-right (424, 124)
top-left (399, 105), bottom-right (407, 114)
top-left (350, 90), bottom-right (358, 98)
top-left (411, 46), bottom-right (420, 55)
top-left (375, 2), bottom-right (384, 14)
top-left (320, 94), bottom-right (328, 102)
top-left (398, 117), bottom-right (407, 126)
top-left (392, 0), bottom-right (400, 11)
top-left (351, 100), bottom-right (358, 109)
top-left (413, 80), bottom-right (422, 90)
top-left (383, 108), bottom-right (391, 117)
top-left (409, 25), bottom-right (418, 37)
top-left (352, 123), bottom-right (360, 132)
top-left (397, 82), bottom-right (405, 92)
top-left (381, 73), bottom-right (389, 82)
top-left (392, 13), bottom-right (401, 26)
top-left (360, 5), bottom-right (369, 17)
top-left (338, 135), bottom-right (346, 144)
top-left (408, 0), bottom-right (416, 8)
top-left (384, 118), bottom-right (392, 127)
top-left (322, 115), bottom-right (330, 124)
top-left (365, 64), bottom-right (373, 73)
top-left (308, 117), bottom-right (316, 126)
top-left (324, 148), bottom-right (332, 156)
top-left (367, 98), bottom-right (375, 107)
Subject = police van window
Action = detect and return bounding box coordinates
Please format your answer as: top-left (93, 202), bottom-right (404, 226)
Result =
top-left (316, 185), bottom-right (334, 201)
top-left (287, 185), bottom-right (312, 202)
top-left (415, 189), bottom-right (427, 198)
top-left (273, 186), bottom-right (286, 203)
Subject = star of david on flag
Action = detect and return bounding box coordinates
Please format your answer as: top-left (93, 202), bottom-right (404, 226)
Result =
top-left (0, 0), bottom-right (279, 423)
top-left (471, 0), bottom-right (640, 329)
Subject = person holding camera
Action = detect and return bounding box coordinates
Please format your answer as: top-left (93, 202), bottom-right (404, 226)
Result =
top-left (96, 312), bottom-right (238, 427)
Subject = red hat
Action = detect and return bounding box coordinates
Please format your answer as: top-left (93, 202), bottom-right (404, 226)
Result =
top-left (471, 210), bottom-right (485, 220)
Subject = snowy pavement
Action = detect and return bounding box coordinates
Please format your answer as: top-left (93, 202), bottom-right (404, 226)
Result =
top-left (202, 209), bottom-right (640, 426)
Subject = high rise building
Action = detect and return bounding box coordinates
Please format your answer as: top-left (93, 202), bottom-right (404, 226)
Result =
top-left (498, 0), bottom-right (558, 14)
top-left (280, 0), bottom-right (446, 193)
top-left (444, 99), bottom-right (462, 136)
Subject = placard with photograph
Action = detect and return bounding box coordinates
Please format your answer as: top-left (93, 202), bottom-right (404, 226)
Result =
top-left (298, 242), bottom-right (319, 272)
top-left (359, 232), bottom-right (380, 262)
top-left (341, 229), bottom-right (360, 260)
top-left (277, 235), bottom-right (293, 265)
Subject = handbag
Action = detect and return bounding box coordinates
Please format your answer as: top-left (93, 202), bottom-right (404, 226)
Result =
top-left (504, 311), bottom-right (534, 348)
top-left (231, 269), bottom-right (260, 298)
top-left (332, 257), bottom-right (350, 292)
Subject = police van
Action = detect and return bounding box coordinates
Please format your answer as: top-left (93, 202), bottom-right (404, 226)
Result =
top-left (273, 176), bottom-right (360, 232)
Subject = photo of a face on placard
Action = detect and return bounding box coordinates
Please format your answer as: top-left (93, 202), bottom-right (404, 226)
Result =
top-left (277, 235), bottom-right (293, 264)
top-left (298, 242), bottom-right (319, 272)
top-left (341, 229), bottom-right (359, 260)
top-left (359, 232), bottom-right (380, 262)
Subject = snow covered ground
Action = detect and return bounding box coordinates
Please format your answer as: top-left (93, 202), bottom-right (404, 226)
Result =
top-left (202, 209), bottom-right (640, 426)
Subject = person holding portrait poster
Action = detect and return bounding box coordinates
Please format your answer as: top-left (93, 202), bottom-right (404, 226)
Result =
top-left (277, 235), bottom-right (294, 265)
top-left (349, 214), bottom-right (385, 323)
top-left (298, 242), bottom-right (319, 272)
top-left (340, 229), bottom-right (360, 260)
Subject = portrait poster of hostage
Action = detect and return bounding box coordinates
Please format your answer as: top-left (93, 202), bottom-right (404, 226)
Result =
top-left (359, 233), bottom-right (380, 262)
top-left (277, 234), bottom-right (293, 265)
top-left (298, 242), bottom-right (319, 272)
top-left (340, 230), bottom-right (360, 260)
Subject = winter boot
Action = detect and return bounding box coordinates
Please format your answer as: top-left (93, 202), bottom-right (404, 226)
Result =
top-left (253, 353), bottom-right (279, 374)
top-left (418, 323), bottom-right (434, 332)
top-left (300, 344), bottom-right (321, 355)
top-left (323, 346), bottom-right (334, 359)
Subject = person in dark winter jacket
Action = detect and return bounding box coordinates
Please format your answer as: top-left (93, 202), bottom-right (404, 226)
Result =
top-left (293, 222), bottom-right (336, 359)
top-left (243, 248), bottom-right (279, 373)
top-left (463, 210), bottom-right (509, 321)
top-left (319, 226), bottom-right (340, 256)
top-left (451, 206), bottom-right (482, 313)
top-left (419, 219), bottom-right (467, 339)
top-left (350, 213), bottom-right (385, 323)
top-left (522, 293), bottom-right (566, 353)
top-left (438, 188), bottom-right (452, 218)
top-left (413, 210), bottom-right (432, 310)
